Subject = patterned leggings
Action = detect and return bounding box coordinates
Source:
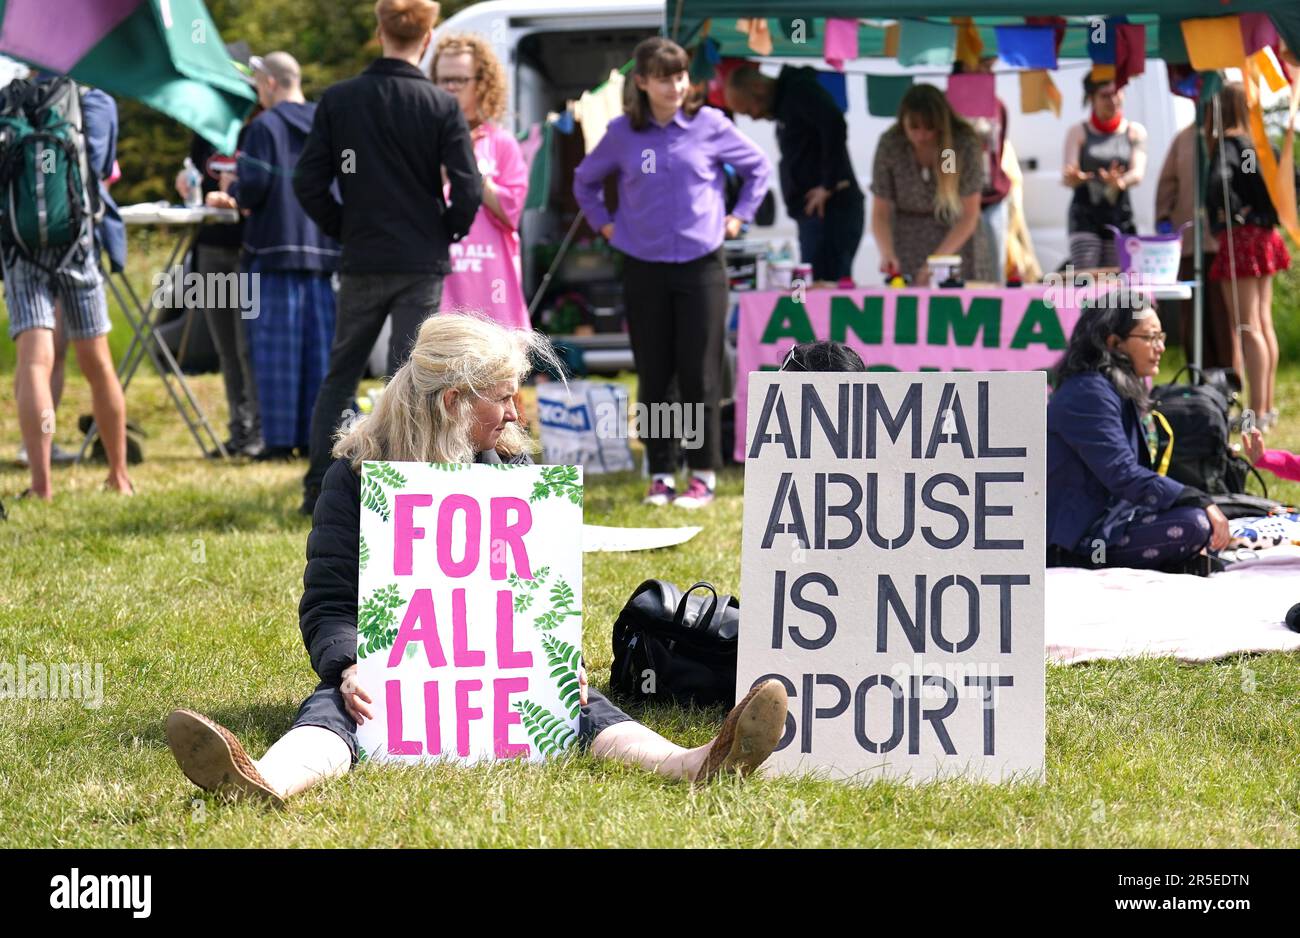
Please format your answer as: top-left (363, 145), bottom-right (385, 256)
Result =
top-left (1092, 505), bottom-right (1212, 568)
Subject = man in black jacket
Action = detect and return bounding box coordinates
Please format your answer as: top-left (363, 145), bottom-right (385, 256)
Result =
top-left (294, 0), bottom-right (482, 514)
top-left (725, 65), bottom-right (864, 283)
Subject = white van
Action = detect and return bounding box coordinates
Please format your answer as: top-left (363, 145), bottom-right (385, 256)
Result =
top-left (433, 1), bottom-right (1190, 358)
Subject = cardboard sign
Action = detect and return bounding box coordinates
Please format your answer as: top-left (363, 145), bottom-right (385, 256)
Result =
top-left (355, 461), bottom-right (584, 764)
top-left (737, 372), bottom-right (1045, 783)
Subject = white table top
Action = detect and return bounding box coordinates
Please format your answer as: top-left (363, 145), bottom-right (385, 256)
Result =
top-left (118, 203), bottom-right (239, 226)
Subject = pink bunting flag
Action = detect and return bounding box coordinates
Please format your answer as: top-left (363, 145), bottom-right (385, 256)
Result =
top-left (824, 17), bottom-right (859, 71)
top-left (946, 72), bottom-right (997, 119)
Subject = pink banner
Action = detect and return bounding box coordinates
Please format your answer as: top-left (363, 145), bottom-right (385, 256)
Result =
top-left (733, 286), bottom-right (1081, 461)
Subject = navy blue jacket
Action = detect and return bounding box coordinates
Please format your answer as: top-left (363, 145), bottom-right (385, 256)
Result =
top-left (1046, 371), bottom-right (1189, 551)
top-left (81, 89), bottom-right (125, 273)
top-left (229, 101), bottom-right (340, 273)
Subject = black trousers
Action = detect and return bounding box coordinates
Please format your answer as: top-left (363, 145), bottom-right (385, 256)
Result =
top-left (292, 681), bottom-right (632, 764)
top-left (621, 247), bottom-right (728, 474)
top-left (303, 272), bottom-right (443, 492)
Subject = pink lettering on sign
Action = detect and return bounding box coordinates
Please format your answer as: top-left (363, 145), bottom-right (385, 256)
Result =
top-left (386, 680), bottom-right (422, 755)
top-left (392, 493), bottom-right (434, 575)
top-left (496, 589), bottom-right (532, 669)
top-left (455, 680), bottom-right (484, 757)
top-left (489, 497), bottom-right (533, 580)
top-left (388, 589), bottom-right (448, 669)
top-left (452, 588), bottom-right (485, 667)
top-left (437, 494), bottom-right (482, 577)
top-left (493, 677), bottom-right (530, 758)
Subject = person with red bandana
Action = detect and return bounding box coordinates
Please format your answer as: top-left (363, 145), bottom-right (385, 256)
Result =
top-left (1061, 75), bottom-right (1147, 269)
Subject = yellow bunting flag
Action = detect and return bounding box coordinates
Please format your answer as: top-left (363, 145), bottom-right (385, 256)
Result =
top-left (735, 17), bottom-right (773, 55)
top-left (953, 17), bottom-right (984, 70)
top-left (1020, 69), bottom-right (1061, 116)
top-left (1252, 47), bottom-right (1287, 93)
top-left (1089, 63), bottom-right (1116, 83)
top-left (1181, 16), bottom-right (1247, 72)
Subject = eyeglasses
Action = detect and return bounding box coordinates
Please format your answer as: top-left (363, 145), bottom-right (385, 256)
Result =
top-left (436, 75), bottom-right (477, 90)
top-left (1127, 331), bottom-right (1168, 346)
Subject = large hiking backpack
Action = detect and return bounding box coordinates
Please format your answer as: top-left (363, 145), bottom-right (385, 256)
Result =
top-left (0, 77), bottom-right (102, 273)
top-left (1151, 365), bottom-right (1258, 497)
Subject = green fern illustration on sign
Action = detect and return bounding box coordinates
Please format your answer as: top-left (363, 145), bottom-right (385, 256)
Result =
top-left (533, 577), bottom-right (582, 631)
top-left (357, 584), bottom-right (404, 658)
top-left (507, 565), bottom-right (550, 613)
top-left (488, 462), bottom-right (528, 470)
top-left (429, 462), bottom-right (468, 471)
top-left (540, 634), bottom-right (582, 719)
top-left (513, 699), bottom-right (577, 756)
top-left (361, 473), bottom-right (392, 521)
top-left (529, 465), bottom-right (583, 506)
top-left (358, 533), bottom-right (369, 574)
top-left (370, 461), bottom-right (408, 488)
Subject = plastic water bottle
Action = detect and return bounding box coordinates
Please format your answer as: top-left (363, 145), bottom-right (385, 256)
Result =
top-left (182, 158), bottom-right (203, 209)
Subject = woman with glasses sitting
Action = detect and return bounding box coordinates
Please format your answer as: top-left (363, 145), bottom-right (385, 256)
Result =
top-left (1047, 301), bottom-right (1231, 570)
top-left (430, 33), bottom-right (531, 329)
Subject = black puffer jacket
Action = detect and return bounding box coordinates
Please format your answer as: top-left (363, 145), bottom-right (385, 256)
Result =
top-left (298, 450), bottom-right (533, 685)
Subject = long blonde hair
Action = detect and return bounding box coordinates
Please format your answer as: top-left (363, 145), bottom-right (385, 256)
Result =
top-left (333, 313), bottom-right (563, 470)
top-left (897, 84), bottom-right (977, 225)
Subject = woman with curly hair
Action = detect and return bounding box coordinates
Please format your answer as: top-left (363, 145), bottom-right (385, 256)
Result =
top-left (431, 33), bottom-right (531, 329)
top-left (164, 313), bottom-right (788, 805)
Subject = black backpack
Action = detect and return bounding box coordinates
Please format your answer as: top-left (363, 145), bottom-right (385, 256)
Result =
top-left (1151, 365), bottom-right (1253, 496)
top-left (610, 580), bottom-right (738, 707)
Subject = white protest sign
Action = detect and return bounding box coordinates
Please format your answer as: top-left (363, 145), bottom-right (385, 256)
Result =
top-left (738, 372), bottom-right (1045, 783)
top-left (355, 461), bottom-right (584, 764)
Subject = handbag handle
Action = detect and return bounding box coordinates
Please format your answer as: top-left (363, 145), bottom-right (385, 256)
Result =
top-left (1165, 363), bottom-right (1206, 387)
top-left (673, 581), bottom-right (719, 630)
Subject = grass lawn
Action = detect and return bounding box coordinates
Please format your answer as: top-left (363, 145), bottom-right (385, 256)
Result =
top-left (1, 248), bottom-right (1298, 847)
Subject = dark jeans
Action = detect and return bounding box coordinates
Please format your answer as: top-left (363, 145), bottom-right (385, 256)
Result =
top-left (304, 272), bottom-right (443, 492)
top-left (198, 245), bottom-right (261, 447)
top-left (621, 247), bottom-right (728, 474)
top-left (793, 187), bottom-right (865, 282)
top-left (292, 680), bottom-right (631, 764)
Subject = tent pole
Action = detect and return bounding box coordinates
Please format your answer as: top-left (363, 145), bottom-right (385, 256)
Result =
top-left (670, 0), bottom-right (684, 41)
top-left (527, 212), bottom-right (587, 319)
top-left (1192, 97), bottom-right (1204, 370)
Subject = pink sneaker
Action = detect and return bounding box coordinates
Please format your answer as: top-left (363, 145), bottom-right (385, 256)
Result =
top-left (672, 475), bottom-right (714, 509)
top-left (643, 478), bottom-right (676, 506)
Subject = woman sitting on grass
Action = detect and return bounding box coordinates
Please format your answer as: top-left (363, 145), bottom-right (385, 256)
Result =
top-left (1047, 301), bottom-right (1231, 570)
top-left (165, 313), bottom-right (787, 806)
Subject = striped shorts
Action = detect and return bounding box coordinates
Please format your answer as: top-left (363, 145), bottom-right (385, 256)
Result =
top-left (3, 243), bottom-right (110, 342)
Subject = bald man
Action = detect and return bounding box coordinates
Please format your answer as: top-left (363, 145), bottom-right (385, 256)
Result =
top-left (225, 51), bottom-right (341, 462)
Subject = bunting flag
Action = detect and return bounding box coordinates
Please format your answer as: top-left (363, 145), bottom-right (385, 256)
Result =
top-left (1086, 16), bottom-right (1120, 65)
top-left (779, 17), bottom-right (815, 43)
top-left (1019, 69), bottom-right (1061, 116)
top-left (1181, 16), bottom-right (1246, 72)
top-left (953, 17), bottom-right (983, 70)
top-left (1240, 12), bottom-right (1279, 56)
top-left (994, 25), bottom-right (1057, 69)
top-left (866, 74), bottom-right (913, 117)
top-left (1090, 63), bottom-right (1116, 82)
top-left (824, 17), bottom-right (858, 71)
top-left (897, 19), bottom-right (954, 67)
top-left (882, 23), bottom-right (900, 58)
top-left (947, 72), bottom-right (996, 119)
top-left (817, 71), bottom-right (849, 112)
top-left (735, 18), bottom-right (773, 56)
top-left (1115, 24), bottom-right (1146, 88)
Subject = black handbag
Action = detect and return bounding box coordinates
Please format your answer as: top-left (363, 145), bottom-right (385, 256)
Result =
top-left (610, 580), bottom-right (739, 707)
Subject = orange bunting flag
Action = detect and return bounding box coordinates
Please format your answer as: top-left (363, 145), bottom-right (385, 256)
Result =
top-left (1019, 70), bottom-right (1061, 116)
top-left (953, 17), bottom-right (984, 70)
top-left (1181, 16), bottom-right (1246, 72)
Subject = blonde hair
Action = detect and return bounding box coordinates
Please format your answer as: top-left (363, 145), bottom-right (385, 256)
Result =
top-left (374, 0), bottom-right (439, 46)
top-left (897, 84), bottom-right (977, 225)
top-left (431, 32), bottom-right (508, 124)
top-left (333, 313), bottom-right (564, 470)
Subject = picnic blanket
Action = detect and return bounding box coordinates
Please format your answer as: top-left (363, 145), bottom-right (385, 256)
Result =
top-left (1046, 549), bottom-right (1300, 664)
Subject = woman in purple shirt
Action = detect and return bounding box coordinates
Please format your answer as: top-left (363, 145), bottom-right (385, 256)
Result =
top-left (574, 37), bottom-right (770, 509)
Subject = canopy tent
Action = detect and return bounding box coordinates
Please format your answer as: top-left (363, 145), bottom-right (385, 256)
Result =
top-left (668, 2), bottom-right (1300, 59)
top-left (0, 0), bottom-right (255, 153)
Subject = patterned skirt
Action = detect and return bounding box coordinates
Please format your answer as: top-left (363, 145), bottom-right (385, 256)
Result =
top-left (1209, 224), bottom-right (1291, 280)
